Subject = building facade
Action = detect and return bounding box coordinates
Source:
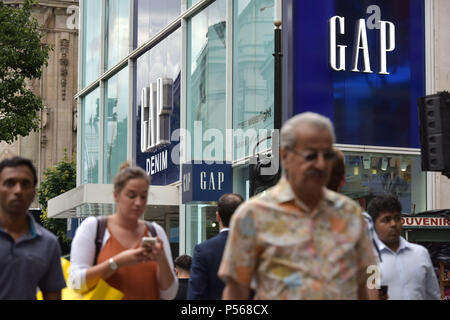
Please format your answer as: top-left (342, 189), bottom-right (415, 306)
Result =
top-left (49, 0), bottom-right (450, 257)
top-left (0, 0), bottom-right (79, 208)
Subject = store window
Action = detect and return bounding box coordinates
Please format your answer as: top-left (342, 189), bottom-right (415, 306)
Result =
top-left (185, 203), bottom-right (219, 255)
top-left (82, 0), bottom-right (102, 88)
top-left (187, 0), bottom-right (227, 162)
top-left (105, 0), bottom-right (130, 69)
top-left (81, 88), bottom-right (100, 184)
top-left (341, 152), bottom-right (426, 214)
top-left (188, 0), bottom-right (201, 7)
top-left (136, 0), bottom-right (180, 48)
top-left (233, 0), bottom-right (275, 161)
top-left (233, 165), bottom-right (250, 200)
top-left (104, 67), bottom-right (129, 183)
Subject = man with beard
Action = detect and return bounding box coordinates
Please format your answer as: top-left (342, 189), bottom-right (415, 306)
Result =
top-left (367, 194), bottom-right (440, 300)
top-left (219, 112), bottom-right (378, 300)
top-left (0, 157), bottom-right (65, 299)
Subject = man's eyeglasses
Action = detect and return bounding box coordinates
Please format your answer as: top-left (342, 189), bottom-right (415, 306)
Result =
top-left (289, 149), bottom-right (337, 162)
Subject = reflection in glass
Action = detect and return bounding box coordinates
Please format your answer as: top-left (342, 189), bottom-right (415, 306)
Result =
top-left (81, 88), bottom-right (100, 184)
top-left (233, 0), bottom-right (275, 161)
top-left (106, 0), bottom-right (130, 69)
top-left (82, 1), bottom-right (102, 87)
top-left (187, 0), bottom-right (227, 161)
top-left (341, 152), bottom-right (426, 214)
top-left (186, 203), bottom-right (219, 255)
top-left (136, 0), bottom-right (180, 47)
top-left (187, 0), bottom-right (200, 7)
top-left (135, 29), bottom-right (182, 185)
top-left (104, 67), bottom-right (129, 183)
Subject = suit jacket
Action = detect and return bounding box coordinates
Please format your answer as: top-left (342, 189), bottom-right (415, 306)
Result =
top-left (187, 230), bottom-right (228, 300)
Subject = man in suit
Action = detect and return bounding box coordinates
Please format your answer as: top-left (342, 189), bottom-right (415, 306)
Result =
top-left (187, 193), bottom-right (244, 300)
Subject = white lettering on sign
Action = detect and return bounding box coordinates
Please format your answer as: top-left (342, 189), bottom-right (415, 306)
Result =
top-left (183, 172), bottom-right (191, 193)
top-left (141, 78), bottom-right (173, 153)
top-left (329, 9), bottom-right (396, 74)
top-left (200, 171), bottom-right (225, 191)
top-left (145, 150), bottom-right (168, 176)
top-left (401, 217), bottom-right (450, 227)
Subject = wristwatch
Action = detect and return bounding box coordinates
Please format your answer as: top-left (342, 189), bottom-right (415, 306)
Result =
top-left (108, 258), bottom-right (118, 271)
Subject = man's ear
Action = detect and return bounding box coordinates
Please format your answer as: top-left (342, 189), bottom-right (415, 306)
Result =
top-left (216, 211), bottom-right (221, 223)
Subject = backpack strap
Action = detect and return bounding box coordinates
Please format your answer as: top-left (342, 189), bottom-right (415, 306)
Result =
top-left (145, 221), bottom-right (157, 237)
top-left (94, 216), bottom-right (108, 265)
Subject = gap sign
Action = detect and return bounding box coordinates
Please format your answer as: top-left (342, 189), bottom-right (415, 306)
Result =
top-left (182, 162), bottom-right (232, 204)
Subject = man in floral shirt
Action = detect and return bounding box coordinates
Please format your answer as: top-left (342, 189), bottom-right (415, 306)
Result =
top-left (219, 112), bottom-right (378, 300)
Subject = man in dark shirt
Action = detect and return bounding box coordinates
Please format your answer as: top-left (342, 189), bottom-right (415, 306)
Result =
top-left (174, 254), bottom-right (192, 300)
top-left (0, 157), bottom-right (66, 300)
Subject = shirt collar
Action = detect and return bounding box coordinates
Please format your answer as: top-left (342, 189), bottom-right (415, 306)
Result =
top-left (26, 212), bottom-right (42, 238)
top-left (376, 236), bottom-right (410, 254)
top-left (0, 212), bottom-right (42, 239)
top-left (264, 176), bottom-right (329, 213)
top-left (220, 228), bottom-right (230, 233)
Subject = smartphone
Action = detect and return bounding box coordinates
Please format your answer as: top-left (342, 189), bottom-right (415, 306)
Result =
top-left (142, 237), bottom-right (157, 246)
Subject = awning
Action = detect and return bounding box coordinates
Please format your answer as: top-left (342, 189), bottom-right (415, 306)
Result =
top-left (48, 184), bottom-right (179, 218)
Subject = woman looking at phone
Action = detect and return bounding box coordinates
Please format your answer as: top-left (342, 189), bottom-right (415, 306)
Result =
top-left (68, 163), bottom-right (178, 300)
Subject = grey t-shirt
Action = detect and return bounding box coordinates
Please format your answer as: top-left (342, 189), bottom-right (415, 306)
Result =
top-left (0, 213), bottom-right (66, 300)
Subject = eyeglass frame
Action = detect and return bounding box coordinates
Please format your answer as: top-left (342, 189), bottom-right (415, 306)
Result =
top-left (287, 148), bottom-right (337, 162)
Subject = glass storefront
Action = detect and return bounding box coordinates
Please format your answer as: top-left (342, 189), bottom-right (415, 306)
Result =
top-left (341, 152), bottom-right (426, 214)
top-left (136, 0), bottom-right (181, 48)
top-left (187, 0), bottom-right (227, 161)
top-left (233, 0), bottom-right (275, 161)
top-left (82, 1), bottom-right (102, 88)
top-left (77, 0), bottom-right (430, 258)
top-left (81, 88), bottom-right (100, 184)
top-left (103, 67), bottom-right (129, 183)
top-left (105, 0), bottom-right (130, 69)
top-left (185, 203), bottom-right (219, 254)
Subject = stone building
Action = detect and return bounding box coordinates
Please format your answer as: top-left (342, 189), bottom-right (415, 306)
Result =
top-left (0, 0), bottom-right (79, 207)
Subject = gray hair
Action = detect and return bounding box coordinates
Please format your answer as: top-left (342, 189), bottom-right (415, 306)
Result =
top-left (114, 162), bottom-right (150, 194)
top-left (280, 112), bottom-right (336, 150)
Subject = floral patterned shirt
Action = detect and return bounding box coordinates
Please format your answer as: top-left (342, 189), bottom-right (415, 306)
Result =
top-left (218, 177), bottom-right (376, 300)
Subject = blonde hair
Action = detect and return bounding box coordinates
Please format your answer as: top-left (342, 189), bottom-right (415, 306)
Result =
top-left (113, 162), bottom-right (150, 194)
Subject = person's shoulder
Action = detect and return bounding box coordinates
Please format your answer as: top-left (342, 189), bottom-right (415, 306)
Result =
top-left (35, 224), bottom-right (59, 243)
top-left (200, 232), bottom-right (225, 247)
top-left (326, 189), bottom-right (362, 213)
top-left (404, 239), bottom-right (429, 255)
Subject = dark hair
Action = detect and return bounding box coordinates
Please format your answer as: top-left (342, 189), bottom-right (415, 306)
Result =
top-left (217, 193), bottom-right (244, 227)
top-left (174, 255), bottom-right (192, 272)
top-left (367, 194), bottom-right (402, 222)
top-left (327, 148), bottom-right (345, 192)
top-left (0, 157), bottom-right (37, 186)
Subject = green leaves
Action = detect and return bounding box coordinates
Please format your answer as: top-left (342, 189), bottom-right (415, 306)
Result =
top-left (0, 0), bottom-right (52, 143)
top-left (37, 150), bottom-right (76, 246)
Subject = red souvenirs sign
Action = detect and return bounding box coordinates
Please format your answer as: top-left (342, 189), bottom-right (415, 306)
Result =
top-left (402, 217), bottom-right (450, 228)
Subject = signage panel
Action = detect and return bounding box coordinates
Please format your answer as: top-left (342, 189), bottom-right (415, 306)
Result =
top-left (136, 74), bottom-right (180, 185)
top-left (292, 0), bottom-right (425, 148)
top-left (402, 217), bottom-right (450, 229)
top-left (182, 162), bottom-right (233, 204)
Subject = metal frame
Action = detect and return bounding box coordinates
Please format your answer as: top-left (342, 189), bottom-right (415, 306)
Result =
top-left (425, 0), bottom-right (436, 211)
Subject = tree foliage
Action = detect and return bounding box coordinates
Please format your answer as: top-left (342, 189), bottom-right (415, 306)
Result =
top-left (37, 150), bottom-right (76, 249)
top-left (0, 0), bottom-right (51, 143)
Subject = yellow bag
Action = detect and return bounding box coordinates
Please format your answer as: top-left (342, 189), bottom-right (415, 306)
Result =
top-left (37, 257), bottom-right (124, 300)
